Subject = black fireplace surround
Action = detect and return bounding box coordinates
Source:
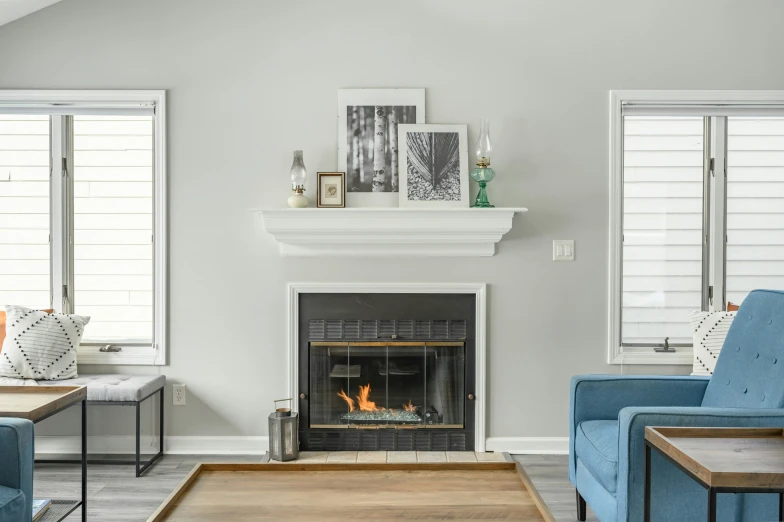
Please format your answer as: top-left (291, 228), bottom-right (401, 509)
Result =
top-left (298, 293), bottom-right (476, 451)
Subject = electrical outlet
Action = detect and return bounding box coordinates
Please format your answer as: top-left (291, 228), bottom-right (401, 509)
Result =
top-left (553, 240), bottom-right (575, 261)
top-left (172, 384), bottom-right (186, 406)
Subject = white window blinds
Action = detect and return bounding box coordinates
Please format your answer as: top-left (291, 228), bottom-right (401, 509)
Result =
top-left (73, 115), bottom-right (154, 343)
top-left (726, 117), bottom-right (784, 306)
top-left (0, 115), bottom-right (51, 309)
top-left (622, 116), bottom-right (703, 345)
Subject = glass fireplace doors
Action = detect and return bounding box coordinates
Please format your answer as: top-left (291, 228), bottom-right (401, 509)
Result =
top-left (309, 342), bottom-right (465, 429)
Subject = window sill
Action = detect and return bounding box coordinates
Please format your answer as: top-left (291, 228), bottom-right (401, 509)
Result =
top-left (609, 349), bottom-right (694, 366)
top-left (77, 345), bottom-right (159, 366)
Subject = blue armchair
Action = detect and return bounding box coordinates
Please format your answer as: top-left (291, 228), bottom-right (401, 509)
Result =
top-left (570, 289), bottom-right (784, 522)
top-left (0, 418), bottom-right (33, 522)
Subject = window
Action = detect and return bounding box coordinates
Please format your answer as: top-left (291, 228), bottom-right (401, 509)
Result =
top-left (609, 91), bottom-right (784, 364)
top-left (0, 91), bottom-right (166, 365)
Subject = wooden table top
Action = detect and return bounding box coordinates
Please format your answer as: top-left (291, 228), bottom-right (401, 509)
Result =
top-left (645, 427), bottom-right (784, 489)
top-left (148, 462), bottom-right (555, 522)
top-left (0, 385), bottom-right (86, 422)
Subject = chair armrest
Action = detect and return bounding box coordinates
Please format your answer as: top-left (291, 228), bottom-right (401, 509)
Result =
top-left (569, 375), bottom-right (709, 483)
top-left (0, 418), bottom-right (34, 521)
top-left (617, 406), bottom-right (784, 522)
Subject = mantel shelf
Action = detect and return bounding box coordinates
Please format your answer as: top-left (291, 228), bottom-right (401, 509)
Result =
top-left (254, 207), bottom-right (528, 257)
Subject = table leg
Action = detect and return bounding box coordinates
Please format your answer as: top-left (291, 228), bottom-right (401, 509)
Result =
top-left (707, 488), bottom-right (716, 522)
top-left (81, 398), bottom-right (87, 522)
top-left (644, 443), bottom-right (651, 522)
top-left (159, 387), bottom-right (165, 456)
top-left (779, 492), bottom-right (783, 522)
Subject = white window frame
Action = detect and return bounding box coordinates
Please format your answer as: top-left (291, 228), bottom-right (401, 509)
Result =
top-left (608, 90), bottom-right (784, 365)
top-left (0, 90), bottom-right (167, 365)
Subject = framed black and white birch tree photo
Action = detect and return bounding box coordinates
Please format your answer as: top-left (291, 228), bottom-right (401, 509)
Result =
top-left (397, 124), bottom-right (469, 208)
top-left (337, 89), bottom-right (425, 207)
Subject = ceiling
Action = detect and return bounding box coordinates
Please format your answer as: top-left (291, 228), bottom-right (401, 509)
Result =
top-left (0, 0), bottom-right (63, 27)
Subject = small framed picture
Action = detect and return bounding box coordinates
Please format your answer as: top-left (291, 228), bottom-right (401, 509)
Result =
top-left (398, 124), bottom-right (470, 207)
top-left (317, 172), bottom-right (346, 208)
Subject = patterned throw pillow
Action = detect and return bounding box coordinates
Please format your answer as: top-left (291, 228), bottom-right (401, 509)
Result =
top-left (689, 310), bottom-right (735, 376)
top-left (0, 306), bottom-right (90, 380)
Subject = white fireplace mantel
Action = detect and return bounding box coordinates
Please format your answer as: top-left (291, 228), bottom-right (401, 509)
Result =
top-left (255, 207), bottom-right (527, 257)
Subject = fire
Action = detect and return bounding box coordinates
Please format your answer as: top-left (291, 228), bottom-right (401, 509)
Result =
top-left (336, 389), bottom-right (355, 412)
top-left (356, 384), bottom-right (378, 412)
top-left (337, 384), bottom-right (417, 413)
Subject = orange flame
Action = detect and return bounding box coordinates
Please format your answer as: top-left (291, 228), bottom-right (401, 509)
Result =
top-left (356, 384), bottom-right (378, 412)
top-left (338, 384), bottom-right (417, 414)
top-left (337, 389), bottom-right (355, 412)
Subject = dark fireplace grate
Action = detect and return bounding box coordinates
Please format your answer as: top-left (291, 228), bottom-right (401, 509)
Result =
top-left (308, 319), bottom-right (467, 340)
top-left (301, 430), bottom-right (470, 451)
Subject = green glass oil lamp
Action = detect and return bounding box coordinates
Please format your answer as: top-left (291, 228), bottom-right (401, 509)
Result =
top-left (471, 117), bottom-right (495, 208)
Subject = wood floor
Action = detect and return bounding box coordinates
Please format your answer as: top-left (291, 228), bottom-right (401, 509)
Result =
top-left (153, 464), bottom-right (548, 521)
top-left (33, 453), bottom-right (598, 522)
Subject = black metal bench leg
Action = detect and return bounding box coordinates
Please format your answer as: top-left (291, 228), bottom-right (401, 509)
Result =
top-left (134, 387), bottom-right (164, 477)
top-left (576, 489), bottom-right (586, 521)
top-left (135, 400), bottom-right (141, 477)
top-left (82, 398), bottom-right (87, 522)
top-left (159, 386), bottom-right (164, 456)
top-left (36, 387), bottom-right (164, 477)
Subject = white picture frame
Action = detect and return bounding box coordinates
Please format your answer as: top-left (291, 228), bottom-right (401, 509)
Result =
top-left (337, 89), bottom-right (425, 207)
top-left (398, 124), bottom-right (470, 208)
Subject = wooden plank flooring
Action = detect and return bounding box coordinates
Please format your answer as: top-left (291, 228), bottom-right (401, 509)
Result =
top-left (156, 466), bottom-right (547, 521)
top-left (33, 453), bottom-right (597, 521)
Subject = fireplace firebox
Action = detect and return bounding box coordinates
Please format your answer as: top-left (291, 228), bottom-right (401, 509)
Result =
top-left (298, 293), bottom-right (475, 451)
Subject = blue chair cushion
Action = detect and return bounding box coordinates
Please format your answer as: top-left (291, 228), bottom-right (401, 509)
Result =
top-left (575, 420), bottom-right (619, 494)
top-left (0, 485), bottom-right (25, 522)
top-left (703, 289), bottom-right (784, 409)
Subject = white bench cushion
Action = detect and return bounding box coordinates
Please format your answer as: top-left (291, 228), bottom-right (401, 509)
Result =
top-left (38, 374), bottom-right (165, 402)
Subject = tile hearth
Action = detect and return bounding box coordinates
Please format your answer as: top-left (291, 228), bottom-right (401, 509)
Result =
top-left (273, 451), bottom-right (507, 464)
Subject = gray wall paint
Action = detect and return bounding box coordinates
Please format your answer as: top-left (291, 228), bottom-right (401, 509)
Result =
top-left (2, 0), bottom-right (782, 441)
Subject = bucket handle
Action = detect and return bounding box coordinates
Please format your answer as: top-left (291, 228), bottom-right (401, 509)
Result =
top-left (274, 398), bottom-right (293, 411)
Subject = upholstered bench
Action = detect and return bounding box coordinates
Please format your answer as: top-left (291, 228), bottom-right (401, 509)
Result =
top-left (37, 374), bottom-right (165, 477)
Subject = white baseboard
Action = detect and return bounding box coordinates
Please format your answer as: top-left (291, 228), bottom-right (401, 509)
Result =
top-left (36, 435), bottom-right (564, 456)
top-left (35, 435), bottom-right (269, 456)
top-left (36, 435), bottom-right (158, 456)
top-left (485, 437), bottom-right (569, 455)
top-left (165, 436), bottom-right (268, 455)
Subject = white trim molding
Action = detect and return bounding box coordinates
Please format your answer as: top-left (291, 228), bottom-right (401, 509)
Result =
top-left (37, 435), bottom-right (565, 456)
top-left (164, 436), bottom-right (268, 455)
top-left (287, 282), bottom-right (487, 452)
top-left (257, 208), bottom-right (527, 257)
top-left (607, 90), bottom-right (784, 366)
top-left (485, 437), bottom-right (569, 455)
top-left (35, 435), bottom-right (269, 456)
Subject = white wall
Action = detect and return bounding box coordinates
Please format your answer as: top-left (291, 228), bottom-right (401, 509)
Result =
top-left (2, 0), bottom-right (783, 449)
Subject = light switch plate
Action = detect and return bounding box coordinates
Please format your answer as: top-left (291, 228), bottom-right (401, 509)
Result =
top-left (553, 240), bottom-right (575, 261)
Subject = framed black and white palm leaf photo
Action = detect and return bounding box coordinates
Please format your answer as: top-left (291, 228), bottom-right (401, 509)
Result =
top-left (397, 124), bottom-right (469, 207)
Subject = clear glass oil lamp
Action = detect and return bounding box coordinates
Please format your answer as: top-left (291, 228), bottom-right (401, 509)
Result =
top-left (470, 118), bottom-right (495, 208)
top-left (287, 150), bottom-right (309, 208)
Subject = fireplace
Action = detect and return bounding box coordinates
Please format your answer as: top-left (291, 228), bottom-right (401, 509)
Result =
top-left (298, 293), bottom-right (476, 451)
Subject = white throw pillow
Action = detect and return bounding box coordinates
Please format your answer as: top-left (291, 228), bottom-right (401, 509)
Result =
top-left (0, 306), bottom-right (90, 380)
top-left (689, 310), bottom-right (735, 376)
